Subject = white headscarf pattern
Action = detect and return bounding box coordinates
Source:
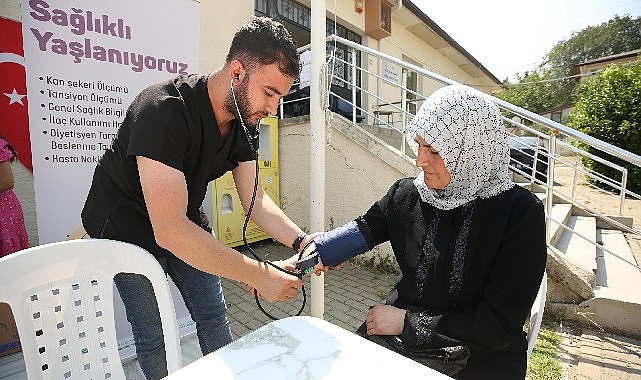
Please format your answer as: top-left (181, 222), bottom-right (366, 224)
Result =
top-left (404, 85), bottom-right (514, 210)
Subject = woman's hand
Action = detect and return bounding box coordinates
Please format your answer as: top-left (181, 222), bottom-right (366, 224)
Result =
top-left (311, 257), bottom-right (344, 276)
top-left (365, 304), bottom-right (406, 336)
top-left (299, 232), bottom-right (322, 251)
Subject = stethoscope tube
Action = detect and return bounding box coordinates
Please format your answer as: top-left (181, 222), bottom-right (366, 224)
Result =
top-left (230, 77), bottom-right (307, 320)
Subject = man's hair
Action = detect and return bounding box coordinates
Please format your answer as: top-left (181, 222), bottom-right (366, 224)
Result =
top-left (226, 16), bottom-right (300, 78)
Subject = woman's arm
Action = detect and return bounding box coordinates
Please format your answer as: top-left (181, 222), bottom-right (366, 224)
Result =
top-left (0, 160), bottom-right (15, 193)
top-left (287, 179), bottom-right (402, 272)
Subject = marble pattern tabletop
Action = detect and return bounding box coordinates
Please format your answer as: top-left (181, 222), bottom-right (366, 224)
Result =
top-left (163, 316), bottom-right (452, 379)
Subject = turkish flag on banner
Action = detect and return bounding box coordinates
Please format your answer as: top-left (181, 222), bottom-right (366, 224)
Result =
top-left (0, 17), bottom-right (32, 172)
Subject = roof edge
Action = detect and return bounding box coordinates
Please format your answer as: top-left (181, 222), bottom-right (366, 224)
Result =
top-left (403, 1), bottom-right (505, 88)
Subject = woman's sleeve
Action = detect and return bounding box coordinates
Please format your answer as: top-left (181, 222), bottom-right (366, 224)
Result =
top-left (400, 198), bottom-right (547, 351)
top-left (314, 180), bottom-right (400, 266)
top-left (0, 140), bottom-right (12, 162)
top-left (356, 179), bottom-right (402, 247)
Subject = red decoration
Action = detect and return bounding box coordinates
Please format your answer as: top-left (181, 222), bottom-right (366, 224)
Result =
top-left (355, 0), bottom-right (364, 14)
top-left (0, 17), bottom-right (32, 172)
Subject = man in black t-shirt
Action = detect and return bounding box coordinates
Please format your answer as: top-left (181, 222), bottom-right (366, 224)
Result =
top-left (82, 17), bottom-right (312, 380)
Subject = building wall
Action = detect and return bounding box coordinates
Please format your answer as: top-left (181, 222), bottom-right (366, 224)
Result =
top-left (578, 55), bottom-right (639, 83)
top-left (199, 1), bottom-right (253, 72)
top-left (541, 106), bottom-right (574, 125)
top-left (378, 18), bottom-right (473, 88)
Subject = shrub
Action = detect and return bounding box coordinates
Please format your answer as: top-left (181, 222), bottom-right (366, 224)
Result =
top-left (568, 60), bottom-right (641, 194)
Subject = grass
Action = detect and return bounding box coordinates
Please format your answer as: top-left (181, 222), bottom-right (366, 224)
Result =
top-left (526, 316), bottom-right (564, 380)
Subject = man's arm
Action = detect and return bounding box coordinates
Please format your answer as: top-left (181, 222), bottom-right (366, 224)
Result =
top-left (233, 160), bottom-right (311, 251)
top-left (137, 156), bottom-right (301, 302)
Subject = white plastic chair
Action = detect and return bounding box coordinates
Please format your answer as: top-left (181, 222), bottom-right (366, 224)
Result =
top-left (0, 239), bottom-right (182, 379)
top-left (526, 270), bottom-right (548, 359)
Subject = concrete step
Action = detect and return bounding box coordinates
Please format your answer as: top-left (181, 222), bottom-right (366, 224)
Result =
top-left (529, 188), bottom-right (569, 206)
top-left (595, 229), bottom-right (641, 293)
top-left (553, 219), bottom-right (641, 337)
top-left (555, 215), bottom-right (597, 274)
top-left (571, 229), bottom-right (641, 337)
top-left (549, 203), bottom-right (573, 246)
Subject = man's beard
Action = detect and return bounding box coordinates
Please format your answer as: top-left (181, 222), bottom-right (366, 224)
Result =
top-left (225, 76), bottom-right (255, 129)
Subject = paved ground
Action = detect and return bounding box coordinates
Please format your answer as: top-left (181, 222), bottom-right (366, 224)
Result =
top-left (558, 321), bottom-right (641, 379)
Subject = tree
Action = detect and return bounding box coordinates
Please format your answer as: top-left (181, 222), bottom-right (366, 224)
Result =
top-left (568, 60), bottom-right (641, 193)
top-left (543, 15), bottom-right (641, 106)
top-left (498, 15), bottom-right (641, 113)
top-left (496, 70), bottom-right (560, 115)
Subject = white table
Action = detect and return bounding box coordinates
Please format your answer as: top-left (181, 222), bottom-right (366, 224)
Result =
top-left (163, 316), bottom-right (452, 379)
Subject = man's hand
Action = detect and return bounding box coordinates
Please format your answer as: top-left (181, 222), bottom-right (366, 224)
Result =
top-left (246, 261), bottom-right (301, 302)
top-left (365, 304), bottom-right (406, 336)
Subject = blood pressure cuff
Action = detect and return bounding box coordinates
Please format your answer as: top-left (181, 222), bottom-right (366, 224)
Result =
top-left (315, 220), bottom-right (369, 267)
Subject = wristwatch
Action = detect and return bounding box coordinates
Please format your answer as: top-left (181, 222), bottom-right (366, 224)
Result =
top-left (292, 231), bottom-right (307, 253)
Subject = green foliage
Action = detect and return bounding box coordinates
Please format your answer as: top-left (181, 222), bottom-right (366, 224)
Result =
top-left (497, 71), bottom-right (558, 115)
top-left (544, 16), bottom-right (641, 78)
top-left (499, 15), bottom-right (641, 113)
top-left (568, 60), bottom-right (641, 193)
top-left (541, 15), bottom-right (641, 106)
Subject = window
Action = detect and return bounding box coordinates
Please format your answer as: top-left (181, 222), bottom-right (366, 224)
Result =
top-left (327, 22), bottom-right (362, 90)
top-left (255, 0), bottom-right (310, 29)
top-left (365, 0), bottom-right (392, 39)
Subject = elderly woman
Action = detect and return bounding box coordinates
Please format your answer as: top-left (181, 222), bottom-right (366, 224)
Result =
top-left (308, 85), bottom-right (547, 379)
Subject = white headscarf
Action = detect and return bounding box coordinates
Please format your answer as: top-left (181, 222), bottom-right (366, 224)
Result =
top-left (404, 85), bottom-right (514, 210)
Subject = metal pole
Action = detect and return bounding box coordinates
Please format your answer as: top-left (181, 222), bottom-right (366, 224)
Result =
top-left (309, 0), bottom-right (326, 319)
top-left (572, 156), bottom-right (578, 199)
top-left (400, 68), bottom-right (407, 154)
top-left (620, 169), bottom-right (628, 216)
top-left (546, 131), bottom-right (557, 243)
top-left (351, 47), bottom-right (357, 125)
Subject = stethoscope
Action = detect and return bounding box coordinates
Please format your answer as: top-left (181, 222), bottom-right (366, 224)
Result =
top-left (229, 76), bottom-right (309, 320)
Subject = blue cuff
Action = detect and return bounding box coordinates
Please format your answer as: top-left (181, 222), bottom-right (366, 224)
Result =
top-left (315, 220), bottom-right (369, 267)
